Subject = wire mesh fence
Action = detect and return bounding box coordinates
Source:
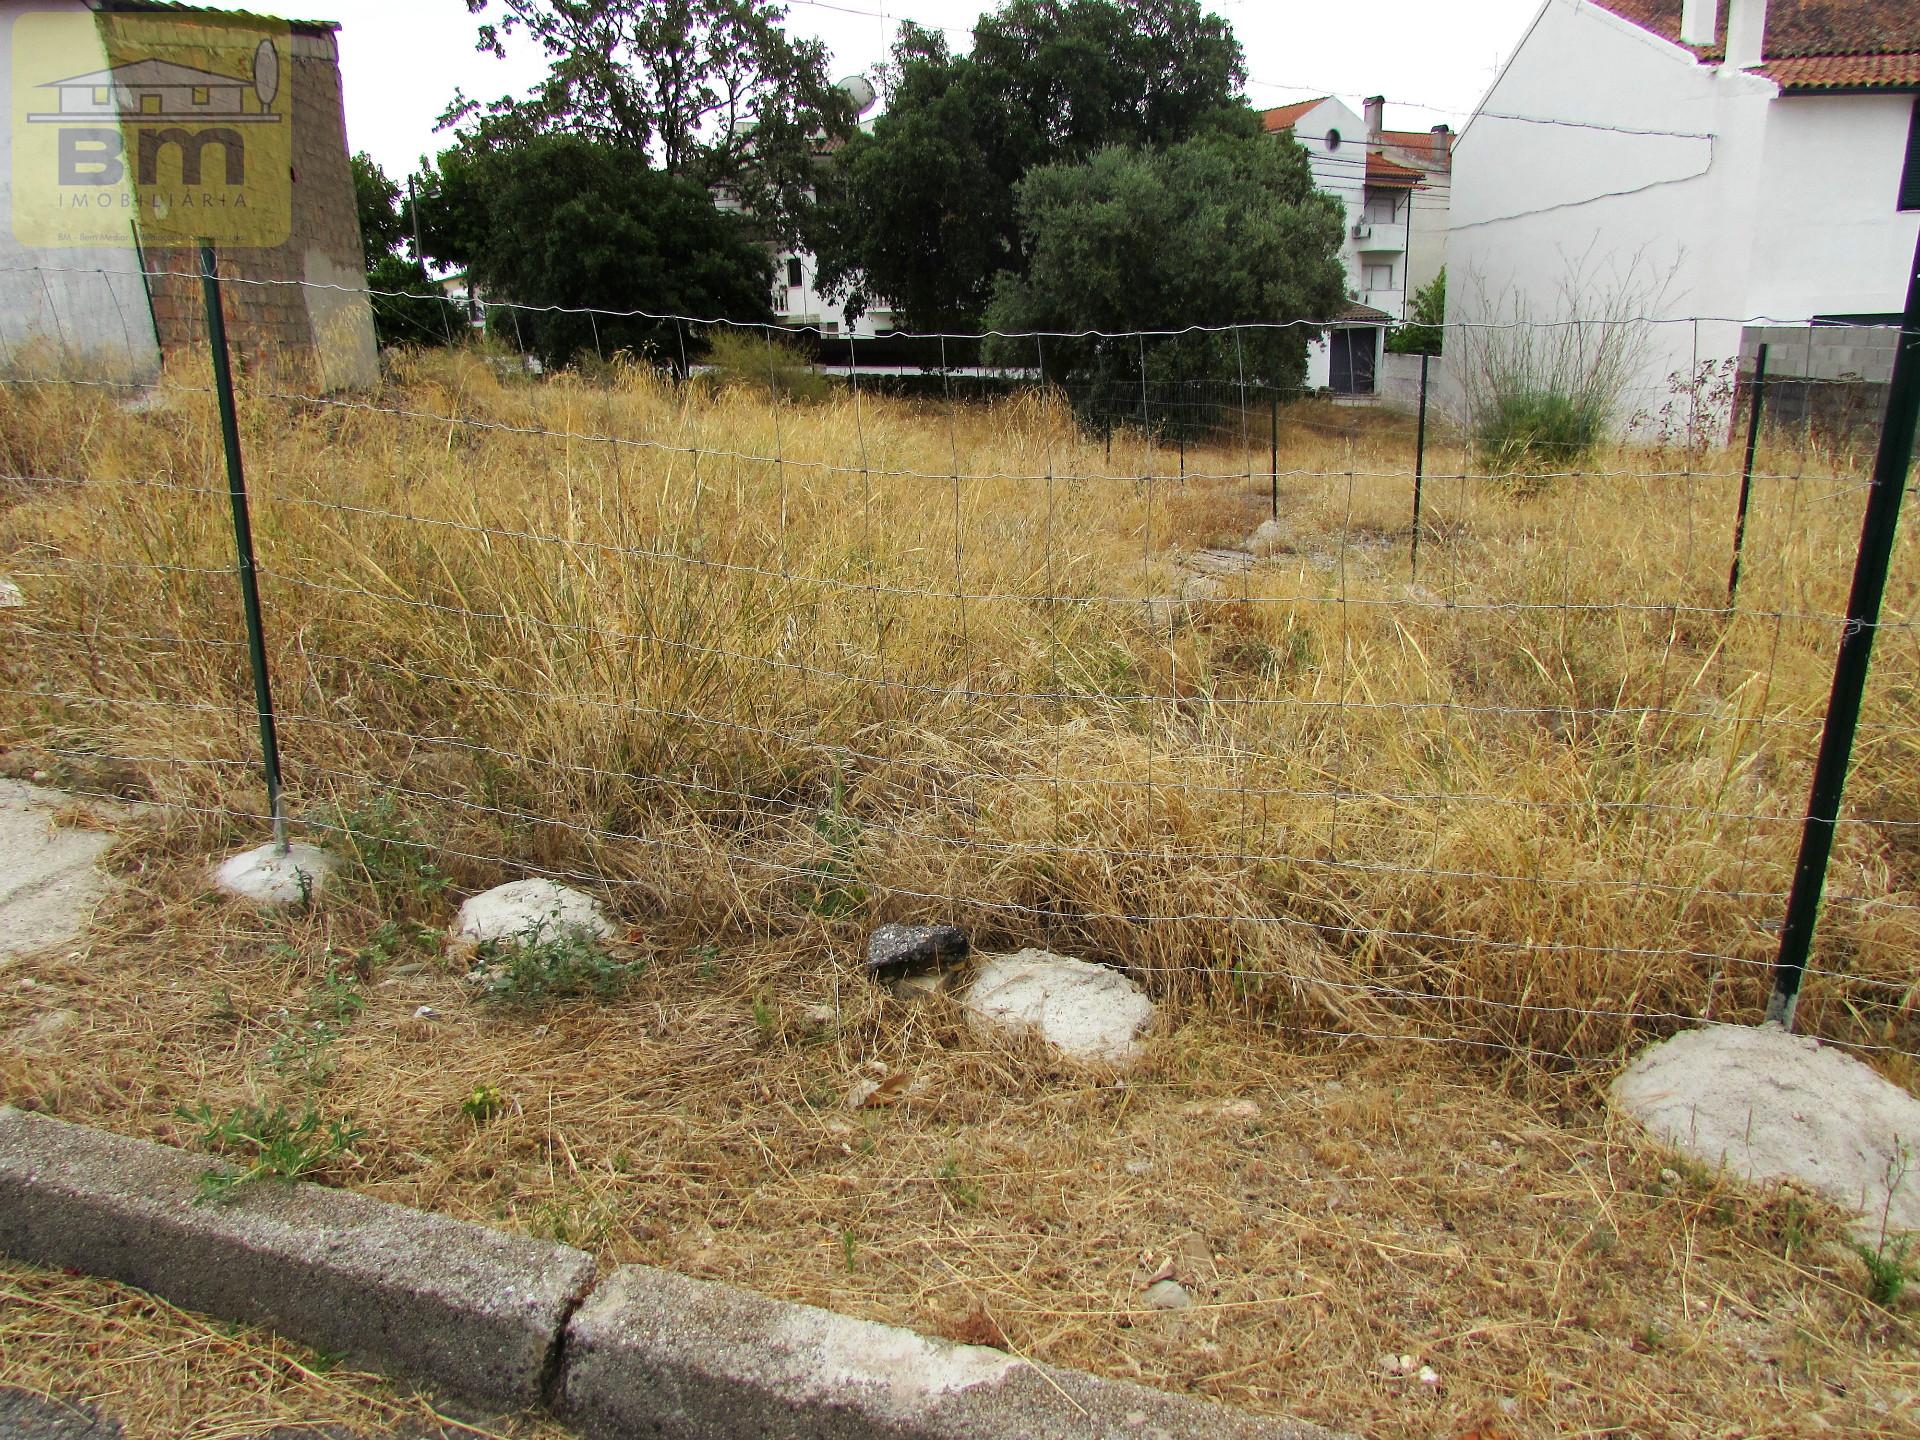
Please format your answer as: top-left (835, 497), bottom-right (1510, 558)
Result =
top-left (1, 262), bottom-right (1916, 1069)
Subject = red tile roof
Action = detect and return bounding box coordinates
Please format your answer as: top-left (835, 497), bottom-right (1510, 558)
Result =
top-left (1337, 301), bottom-right (1396, 324)
top-left (1365, 152), bottom-right (1424, 188)
top-left (1590, 0), bottom-right (1920, 89)
top-left (1259, 98), bottom-right (1328, 132)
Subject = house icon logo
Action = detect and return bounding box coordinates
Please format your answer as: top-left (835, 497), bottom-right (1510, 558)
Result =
top-left (28, 42), bottom-right (280, 127)
top-left (12, 12), bottom-right (293, 249)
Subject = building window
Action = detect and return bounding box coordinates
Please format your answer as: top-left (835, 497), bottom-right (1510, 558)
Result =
top-left (1325, 128), bottom-right (1342, 152)
top-left (1366, 193), bottom-right (1400, 224)
top-left (1364, 263), bottom-right (1395, 291)
top-left (1901, 97), bottom-right (1920, 212)
top-left (192, 86), bottom-right (210, 105)
top-left (786, 257), bottom-right (803, 288)
top-left (140, 93), bottom-right (161, 114)
top-left (93, 86), bottom-right (109, 106)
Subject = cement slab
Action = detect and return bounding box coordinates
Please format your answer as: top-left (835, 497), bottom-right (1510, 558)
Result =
top-left (0, 783), bottom-right (115, 964)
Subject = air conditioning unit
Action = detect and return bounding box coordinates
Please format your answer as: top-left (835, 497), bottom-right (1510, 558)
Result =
top-left (1351, 223), bottom-right (1373, 240)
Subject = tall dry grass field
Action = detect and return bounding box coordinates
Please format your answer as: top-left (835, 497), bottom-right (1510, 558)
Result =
top-left (3, 348), bottom-right (1914, 1060)
top-left (6, 348), bottom-right (1920, 1438)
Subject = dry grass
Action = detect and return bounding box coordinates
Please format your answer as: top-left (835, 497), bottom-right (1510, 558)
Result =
top-left (1, 348), bottom-right (1918, 1437)
top-left (0, 1257), bottom-right (568, 1438)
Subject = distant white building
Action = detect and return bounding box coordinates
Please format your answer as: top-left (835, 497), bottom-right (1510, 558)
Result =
top-left (1447, 0), bottom-right (1920, 430)
top-left (1259, 96), bottom-right (1451, 394)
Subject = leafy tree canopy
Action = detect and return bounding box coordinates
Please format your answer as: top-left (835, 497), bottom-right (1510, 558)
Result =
top-left (810, 0), bottom-right (1248, 330)
top-left (411, 133), bottom-right (774, 367)
top-left (448, 0), bottom-right (851, 237)
top-left (352, 152), bottom-right (407, 261)
top-left (983, 130), bottom-right (1346, 411)
top-left (1387, 267), bottom-right (1446, 356)
top-left (368, 255), bottom-right (466, 350)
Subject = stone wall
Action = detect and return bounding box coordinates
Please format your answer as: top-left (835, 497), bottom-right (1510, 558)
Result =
top-left (140, 26), bottom-right (375, 389)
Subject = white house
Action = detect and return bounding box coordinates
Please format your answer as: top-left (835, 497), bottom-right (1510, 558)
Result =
top-left (1447, 0), bottom-right (1920, 431)
top-left (1259, 96), bottom-right (1446, 394)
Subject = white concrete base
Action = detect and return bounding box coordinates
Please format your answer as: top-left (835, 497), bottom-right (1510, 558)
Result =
top-left (1613, 1024), bottom-right (1920, 1236)
top-left (212, 842), bottom-right (334, 907)
top-left (963, 949), bottom-right (1155, 1066)
top-left (452, 879), bottom-right (615, 949)
top-left (0, 782), bottom-right (116, 963)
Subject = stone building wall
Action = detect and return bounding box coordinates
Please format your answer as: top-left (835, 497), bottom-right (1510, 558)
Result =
top-left (139, 23), bottom-right (375, 389)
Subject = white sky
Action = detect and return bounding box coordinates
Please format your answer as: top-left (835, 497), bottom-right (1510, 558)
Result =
top-left (294, 0), bottom-right (1545, 181)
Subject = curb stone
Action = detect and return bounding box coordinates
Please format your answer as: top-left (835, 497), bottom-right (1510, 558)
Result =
top-left (0, 1107), bottom-right (1353, 1440)
top-left (562, 1264), bottom-right (1350, 1440)
top-left (0, 1107), bottom-right (593, 1410)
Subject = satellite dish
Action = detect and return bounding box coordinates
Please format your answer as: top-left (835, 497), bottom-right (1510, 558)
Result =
top-left (253, 39), bottom-right (280, 112)
top-left (836, 73), bottom-right (877, 118)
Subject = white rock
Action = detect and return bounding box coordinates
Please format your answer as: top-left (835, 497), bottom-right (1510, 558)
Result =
top-left (212, 842), bottom-right (333, 907)
top-left (452, 879), bottom-right (615, 948)
top-left (1613, 1024), bottom-right (1920, 1236)
top-left (1247, 518), bottom-right (1289, 558)
top-left (962, 949), bottom-right (1154, 1066)
top-left (1143, 1279), bottom-right (1191, 1311)
top-left (0, 576), bottom-right (23, 608)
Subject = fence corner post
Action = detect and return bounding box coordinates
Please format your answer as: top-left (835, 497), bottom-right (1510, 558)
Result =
top-left (1767, 234), bottom-right (1920, 1029)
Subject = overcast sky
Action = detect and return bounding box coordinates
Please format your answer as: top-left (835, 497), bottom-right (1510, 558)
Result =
top-left (297, 0), bottom-right (1545, 181)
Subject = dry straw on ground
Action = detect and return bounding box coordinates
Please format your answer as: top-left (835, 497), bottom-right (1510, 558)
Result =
top-left (1, 347), bottom-right (1917, 1437)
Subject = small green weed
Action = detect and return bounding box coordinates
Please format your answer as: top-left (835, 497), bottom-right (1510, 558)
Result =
top-left (267, 960), bottom-right (363, 1084)
top-left (1847, 1143), bottom-right (1918, 1307)
top-left (471, 922), bottom-right (641, 1006)
top-left (334, 794), bottom-right (450, 906)
top-left (460, 1083), bottom-right (506, 1124)
top-left (751, 992), bottom-right (777, 1039)
top-left (937, 1154), bottom-right (982, 1210)
top-left (803, 781), bottom-right (867, 918)
top-left (1848, 1232), bottom-right (1916, 1307)
top-left (180, 1101), bottom-right (365, 1202)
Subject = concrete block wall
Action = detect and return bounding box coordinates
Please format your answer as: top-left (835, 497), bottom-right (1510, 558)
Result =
top-left (1736, 325), bottom-right (1896, 446)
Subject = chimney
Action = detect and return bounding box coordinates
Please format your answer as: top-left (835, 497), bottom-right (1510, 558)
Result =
top-left (1363, 95), bottom-right (1384, 143)
top-left (1679, 0), bottom-right (1719, 47)
top-left (1725, 0), bottom-right (1768, 69)
top-left (1431, 123), bottom-right (1451, 165)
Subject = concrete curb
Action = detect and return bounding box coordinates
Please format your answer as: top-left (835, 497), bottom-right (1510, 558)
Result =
top-left (0, 1107), bottom-right (593, 1409)
top-left (0, 1107), bottom-right (1352, 1439)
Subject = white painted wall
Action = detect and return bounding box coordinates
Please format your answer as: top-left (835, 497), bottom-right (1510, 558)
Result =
top-left (1745, 93), bottom-right (1920, 323)
top-left (1447, 0), bottom-right (1918, 433)
top-left (0, 1), bottom-right (161, 382)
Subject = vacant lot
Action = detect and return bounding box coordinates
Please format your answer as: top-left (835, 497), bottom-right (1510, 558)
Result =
top-left (1, 349), bottom-right (1917, 1437)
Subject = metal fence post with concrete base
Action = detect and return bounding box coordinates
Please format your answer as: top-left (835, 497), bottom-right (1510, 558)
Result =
top-left (1768, 232), bottom-right (1920, 1029)
top-left (199, 243), bottom-right (334, 905)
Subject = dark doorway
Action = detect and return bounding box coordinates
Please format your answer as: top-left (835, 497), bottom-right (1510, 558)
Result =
top-left (1330, 328), bottom-right (1377, 395)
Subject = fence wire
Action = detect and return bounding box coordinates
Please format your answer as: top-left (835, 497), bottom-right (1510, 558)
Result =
top-left (1, 267), bottom-right (1916, 1067)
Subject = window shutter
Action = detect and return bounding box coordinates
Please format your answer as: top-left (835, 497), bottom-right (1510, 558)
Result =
top-left (1901, 97), bottom-right (1920, 212)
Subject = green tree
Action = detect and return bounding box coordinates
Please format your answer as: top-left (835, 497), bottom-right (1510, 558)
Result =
top-left (810, 1), bottom-right (1247, 330)
top-left (1387, 267), bottom-right (1446, 356)
top-left (368, 254), bottom-right (466, 350)
top-left (450, 0), bottom-right (850, 237)
top-left (412, 133), bottom-right (774, 367)
top-left (983, 130), bottom-right (1345, 418)
top-left (352, 151), bottom-right (406, 261)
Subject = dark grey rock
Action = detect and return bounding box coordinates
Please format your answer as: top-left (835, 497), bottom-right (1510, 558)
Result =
top-left (865, 924), bottom-right (967, 978)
